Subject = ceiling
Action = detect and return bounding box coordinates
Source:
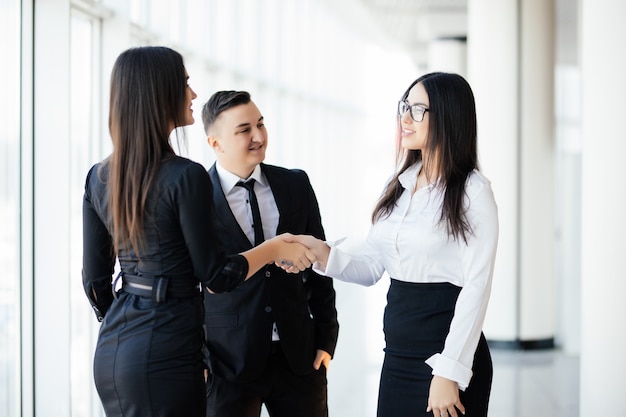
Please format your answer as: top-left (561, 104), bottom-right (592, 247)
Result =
top-left (357, 0), bottom-right (468, 42)
top-left (322, 0), bottom-right (578, 68)
top-left (320, 0), bottom-right (468, 68)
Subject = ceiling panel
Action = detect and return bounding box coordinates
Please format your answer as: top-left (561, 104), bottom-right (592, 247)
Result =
top-left (320, 0), bottom-right (468, 67)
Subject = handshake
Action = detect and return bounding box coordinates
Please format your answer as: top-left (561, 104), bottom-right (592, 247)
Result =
top-left (273, 233), bottom-right (330, 273)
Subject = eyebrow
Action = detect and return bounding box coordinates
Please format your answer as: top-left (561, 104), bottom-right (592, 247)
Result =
top-left (235, 116), bottom-right (264, 129)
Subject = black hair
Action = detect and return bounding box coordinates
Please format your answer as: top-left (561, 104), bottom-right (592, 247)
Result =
top-left (105, 46), bottom-right (187, 254)
top-left (372, 72), bottom-right (478, 243)
top-left (201, 90), bottom-right (252, 134)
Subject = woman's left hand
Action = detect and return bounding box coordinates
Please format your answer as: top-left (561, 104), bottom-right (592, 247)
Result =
top-left (426, 375), bottom-right (465, 417)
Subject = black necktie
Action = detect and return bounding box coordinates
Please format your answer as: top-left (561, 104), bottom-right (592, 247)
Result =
top-left (236, 179), bottom-right (265, 246)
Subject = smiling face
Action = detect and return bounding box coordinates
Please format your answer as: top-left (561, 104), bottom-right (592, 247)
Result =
top-left (399, 82), bottom-right (429, 152)
top-left (208, 101), bottom-right (268, 178)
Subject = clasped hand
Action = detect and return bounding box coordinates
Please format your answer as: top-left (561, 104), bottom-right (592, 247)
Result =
top-left (273, 233), bottom-right (317, 272)
top-left (275, 233), bottom-right (328, 273)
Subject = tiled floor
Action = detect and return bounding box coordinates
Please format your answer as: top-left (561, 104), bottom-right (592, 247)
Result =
top-left (262, 348), bottom-right (580, 417)
top-left (332, 280), bottom-right (580, 416)
top-left (487, 349), bottom-right (579, 417)
top-left (262, 280), bottom-right (581, 416)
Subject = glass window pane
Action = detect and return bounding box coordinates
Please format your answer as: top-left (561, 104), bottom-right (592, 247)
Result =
top-left (0, 0), bottom-right (22, 415)
top-left (69, 10), bottom-right (104, 417)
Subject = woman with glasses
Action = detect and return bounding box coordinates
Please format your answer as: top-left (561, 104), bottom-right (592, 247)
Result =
top-left (284, 72), bottom-right (498, 417)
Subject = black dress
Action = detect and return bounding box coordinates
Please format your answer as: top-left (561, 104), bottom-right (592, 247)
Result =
top-left (82, 156), bottom-right (248, 417)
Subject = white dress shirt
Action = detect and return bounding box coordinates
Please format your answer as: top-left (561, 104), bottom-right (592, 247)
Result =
top-left (215, 163), bottom-right (279, 245)
top-left (215, 163), bottom-right (281, 341)
top-left (316, 162), bottom-right (499, 390)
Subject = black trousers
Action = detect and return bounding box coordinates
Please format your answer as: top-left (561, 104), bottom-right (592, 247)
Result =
top-left (377, 280), bottom-right (493, 417)
top-left (206, 343), bottom-right (328, 417)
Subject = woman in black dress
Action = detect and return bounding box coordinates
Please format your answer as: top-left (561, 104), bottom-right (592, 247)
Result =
top-left (82, 46), bottom-right (312, 417)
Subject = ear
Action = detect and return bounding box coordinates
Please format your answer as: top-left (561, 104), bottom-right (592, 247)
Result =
top-left (207, 134), bottom-right (222, 152)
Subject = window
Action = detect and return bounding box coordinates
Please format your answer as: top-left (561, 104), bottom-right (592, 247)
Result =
top-left (69, 8), bottom-right (105, 417)
top-left (0, 0), bottom-right (23, 415)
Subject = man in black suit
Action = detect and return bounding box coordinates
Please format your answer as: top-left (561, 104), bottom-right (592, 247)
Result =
top-left (201, 90), bottom-right (339, 417)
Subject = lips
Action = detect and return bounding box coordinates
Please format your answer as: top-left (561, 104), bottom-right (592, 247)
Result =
top-left (402, 129), bottom-right (414, 136)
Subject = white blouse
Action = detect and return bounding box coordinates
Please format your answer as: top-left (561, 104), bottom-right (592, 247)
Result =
top-left (318, 162), bottom-right (498, 390)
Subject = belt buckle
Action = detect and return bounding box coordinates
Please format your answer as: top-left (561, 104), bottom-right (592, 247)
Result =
top-left (112, 271), bottom-right (122, 300)
top-left (152, 276), bottom-right (169, 303)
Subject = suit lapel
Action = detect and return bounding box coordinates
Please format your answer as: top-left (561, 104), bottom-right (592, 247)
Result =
top-left (208, 164), bottom-right (252, 249)
top-left (262, 164), bottom-right (291, 234)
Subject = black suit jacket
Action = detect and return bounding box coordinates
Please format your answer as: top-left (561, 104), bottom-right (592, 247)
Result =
top-left (205, 163), bottom-right (339, 383)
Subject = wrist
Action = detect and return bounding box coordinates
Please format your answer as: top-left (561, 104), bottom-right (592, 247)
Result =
top-left (260, 237), bottom-right (279, 262)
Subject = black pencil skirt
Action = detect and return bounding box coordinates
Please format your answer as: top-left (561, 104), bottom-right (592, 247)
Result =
top-left (377, 279), bottom-right (492, 417)
top-left (93, 292), bottom-right (206, 417)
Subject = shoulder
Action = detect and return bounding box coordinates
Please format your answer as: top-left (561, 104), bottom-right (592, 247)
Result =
top-left (155, 157), bottom-right (212, 199)
top-left (262, 163), bottom-right (306, 176)
top-left (163, 155), bottom-right (205, 170)
top-left (85, 162), bottom-right (102, 184)
top-left (84, 160), bottom-right (107, 193)
top-left (262, 163), bottom-right (310, 183)
top-left (465, 170), bottom-right (497, 212)
top-left (162, 156), bottom-right (209, 179)
top-left (466, 169), bottom-right (492, 195)
top-left (83, 161), bottom-right (110, 211)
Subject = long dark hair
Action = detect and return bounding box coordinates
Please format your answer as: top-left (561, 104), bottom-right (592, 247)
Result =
top-left (372, 72), bottom-right (478, 243)
top-left (104, 46), bottom-right (188, 254)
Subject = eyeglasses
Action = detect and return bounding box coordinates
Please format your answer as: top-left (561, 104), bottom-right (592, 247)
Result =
top-left (398, 100), bottom-right (429, 122)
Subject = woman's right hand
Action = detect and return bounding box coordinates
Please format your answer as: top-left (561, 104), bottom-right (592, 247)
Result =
top-left (241, 234), bottom-right (315, 279)
top-left (272, 233), bottom-right (316, 272)
top-left (277, 234), bottom-right (330, 272)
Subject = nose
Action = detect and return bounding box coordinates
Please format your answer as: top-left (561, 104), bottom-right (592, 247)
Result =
top-left (251, 127), bottom-right (265, 142)
top-left (400, 109), bottom-right (412, 124)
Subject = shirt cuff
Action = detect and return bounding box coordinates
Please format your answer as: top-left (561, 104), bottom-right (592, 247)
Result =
top-left (312, 237), bottom-right (348, 276)
top-left (425, 353), bottom-right (473, 391)
top-left (312, 261), bottom-right (326, 275)
top-left (206, 254), bottom-right (248, 293)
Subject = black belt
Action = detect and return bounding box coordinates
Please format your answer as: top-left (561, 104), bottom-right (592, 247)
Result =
top-left (116, 273), bottom-right (201, 303)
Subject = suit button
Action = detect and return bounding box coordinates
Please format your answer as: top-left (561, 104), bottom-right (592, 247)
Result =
top-left (265, 271), bottom-right (271, 277)
top-left (264, 306), bottom-right (272, 313)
